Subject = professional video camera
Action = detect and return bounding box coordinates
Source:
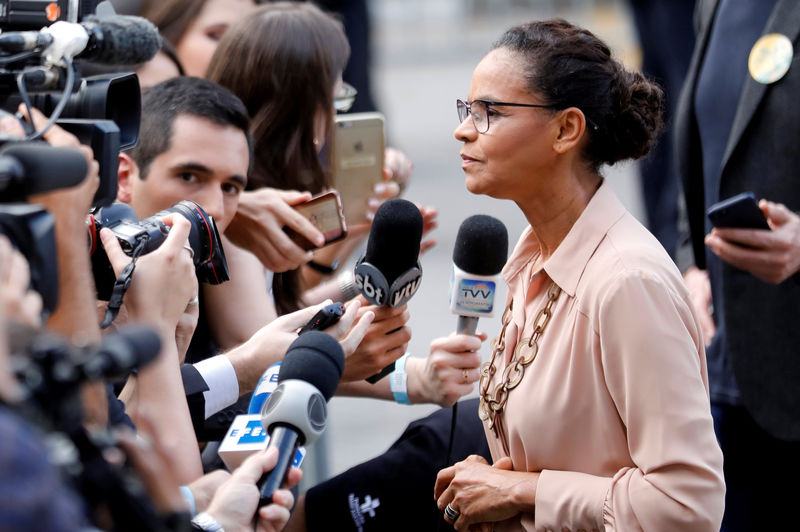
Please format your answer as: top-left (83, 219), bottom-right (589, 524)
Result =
top-left (0, 141), bottom-right (90, 313)
top-left (8, 322), bottom-right (172, 530)
top-left (88, 200), bottom-right (231, 301)
top-left (0, 0), bottom-right (161, 207)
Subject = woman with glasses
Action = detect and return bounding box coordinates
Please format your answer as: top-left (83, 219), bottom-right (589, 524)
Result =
top-left (434, 19), bottom-right (725, 531)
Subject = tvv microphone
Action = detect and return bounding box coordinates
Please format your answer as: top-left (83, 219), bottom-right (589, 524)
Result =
top-left (354, 198), bottom-right (423, 308)
top-left (258, 331), bottom-right (344, 506)
top-left (450, 215), bottom-right (508, 335)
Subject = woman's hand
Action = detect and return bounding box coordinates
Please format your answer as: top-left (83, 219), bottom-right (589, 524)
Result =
top-left (406, 332), bottom-right (486, 406)
top-left (227, 188), bottom-right (323, 273)
top-left (434, 455), bottom-right (539, 531)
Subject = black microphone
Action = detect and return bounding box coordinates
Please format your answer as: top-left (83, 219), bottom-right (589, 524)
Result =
top-left (354, 198), bottom-right (423, 308)
top-left (78, 15), bottom-right (162, 64)
top-left (40, 15), bottom-right (161, 65)
top-left (450, 215), bottom-right (508, 335)
top-left (257, 331), bottom-right (344, 507)
top-left (80, 324), bottom-right (161, 380)
top-left (0, 142), bottom-right (89, 200)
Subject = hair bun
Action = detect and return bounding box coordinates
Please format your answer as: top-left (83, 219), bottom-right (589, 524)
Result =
top-left (605, 68), bottom-right (665, 163)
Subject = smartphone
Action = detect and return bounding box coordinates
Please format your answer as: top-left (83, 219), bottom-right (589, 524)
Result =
top-left (332, 112), bottom-right (385, 225)
top-left (284, 190), bottom-right (347, 250)
top-left (706, 192), bottom-right (770, 230)
top-left (298, 302), bottom-right (345, 334)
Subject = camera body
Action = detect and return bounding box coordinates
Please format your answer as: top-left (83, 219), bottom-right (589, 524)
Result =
top-left (0, 0), bottom-right (101, 31)
top-left (88, 200), bottom-right (231, 300)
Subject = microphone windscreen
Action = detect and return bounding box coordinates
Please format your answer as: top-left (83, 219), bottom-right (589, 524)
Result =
top-left (84, 15), bottom-right (162, 64)
top-left (453, 215), bottom-right (508, 275)
top-left (278, 331), bottom-right (344, 401)
top-left (85, 324), bottom-right (161, 378)
top-left (364, 198), bottom-right (423, 285)
top-left (0, 142), bottom-right (88, 197)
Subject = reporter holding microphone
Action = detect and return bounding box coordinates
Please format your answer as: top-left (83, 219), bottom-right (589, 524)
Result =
top-left (434, 19), bottom-right (724, 532)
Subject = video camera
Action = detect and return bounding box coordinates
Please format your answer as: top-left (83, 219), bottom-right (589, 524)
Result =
top-left (0, 0), bottom-right (161, 206)
top-left (0, 1), bottom-right (161, 311)
top-left (8, 321), bottom-right (170, 530)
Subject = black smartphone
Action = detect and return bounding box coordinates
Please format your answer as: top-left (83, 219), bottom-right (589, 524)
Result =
top-left (298, 302), bottom-right (345, 334)
top-left (706, 192), bottom-right (770, 230)
top-left (284, 190), bottom-right (348, 251)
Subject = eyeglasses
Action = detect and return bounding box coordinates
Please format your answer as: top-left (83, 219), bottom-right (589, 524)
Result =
top-left (334, 82), bottom-right (358, 112)
top-left (456, 98), bottom-right (556, 133)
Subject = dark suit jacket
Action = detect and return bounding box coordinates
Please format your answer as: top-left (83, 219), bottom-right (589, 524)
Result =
top-left (674, 0), bottom-right (800, 440)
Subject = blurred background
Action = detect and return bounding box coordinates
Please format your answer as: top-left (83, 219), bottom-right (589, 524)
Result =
top-left (317, 0), bottom-right (651, 486)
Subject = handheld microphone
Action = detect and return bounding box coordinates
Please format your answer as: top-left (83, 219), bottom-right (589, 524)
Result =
top-left (248, 362), bottom-right (282, 415)
top-left (257, 331), bottom-right (344, 506)
top-left (0, 142), bottom-right (89, 200)
top-left (450, 215), bottom-right (508, 335)
top-left (354, 198), bottom-right (423, 308)
top-left (42, 15), bottom-right (161, 65)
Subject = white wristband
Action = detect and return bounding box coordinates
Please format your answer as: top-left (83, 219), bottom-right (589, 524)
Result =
top-left (390, 353), bottom-right (411, 404)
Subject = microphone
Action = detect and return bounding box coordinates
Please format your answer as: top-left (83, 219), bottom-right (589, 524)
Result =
top-left (258, 331), bottom-right (344, 506)
top-left (80, 324), bottom-right (162, 380)
top-left (41, 15), bottom-right (161, 65)
top-left (450, 215), bottom-right (508, 335)
top-left (248, 362), bottom-right (282, 415)
top-left (354, 198), bottom-right (423, 308)
top-left (0, 141), bottom-right (89, 200)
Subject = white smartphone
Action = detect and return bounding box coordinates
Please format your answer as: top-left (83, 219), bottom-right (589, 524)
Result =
top-left (331, 112), bottom-right (385, 225)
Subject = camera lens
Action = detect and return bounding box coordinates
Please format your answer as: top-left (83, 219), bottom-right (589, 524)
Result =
top-left (150, 200), bottom-right (230, 284)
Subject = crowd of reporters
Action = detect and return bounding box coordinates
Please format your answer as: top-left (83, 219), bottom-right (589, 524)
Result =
top-left (0, 1), bottom-right (483, 530)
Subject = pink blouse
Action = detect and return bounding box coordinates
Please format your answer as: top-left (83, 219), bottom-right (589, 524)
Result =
top-left (481, 181), bottom-right (724, 531)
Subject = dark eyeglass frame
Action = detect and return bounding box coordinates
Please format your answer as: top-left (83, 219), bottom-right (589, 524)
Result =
top-left (456, 98), bottom-right (557, 133)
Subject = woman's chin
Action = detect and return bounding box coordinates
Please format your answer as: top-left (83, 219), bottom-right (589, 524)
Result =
top-left (464, 176), bottom-right (487, 196)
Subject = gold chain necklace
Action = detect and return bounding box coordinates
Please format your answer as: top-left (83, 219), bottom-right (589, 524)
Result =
top-left (478, 281), bottom-right (562, 443)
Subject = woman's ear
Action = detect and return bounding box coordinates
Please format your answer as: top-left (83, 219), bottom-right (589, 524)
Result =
top-left (552, 107), bottom-right (588, 155)
top-left (116, 152), bottom-right (139, 203)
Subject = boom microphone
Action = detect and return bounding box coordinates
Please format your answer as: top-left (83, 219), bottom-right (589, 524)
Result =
top-left (0, 142), bottom-right (89, 200)
top-left (450, 215), bottom-right (508, 335)
top-left (257, 331), bottom-right (344, 506)
top-left (354, 198), bottom-right (423, 308)
top-left (42, 15), bottom-right (161, 65)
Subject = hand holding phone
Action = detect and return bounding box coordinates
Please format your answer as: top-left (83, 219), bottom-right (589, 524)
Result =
top-left (298, 302), bottom-right (345, 334)
top-left (283, 190), bottom-right (347, 250)
top-left (706, 192), bottom-right (770, 230)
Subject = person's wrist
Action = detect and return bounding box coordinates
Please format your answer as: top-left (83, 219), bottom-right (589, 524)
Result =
top-left (404, 356), bottom-right (426, 404)
top-left (509, 472), bottom-right (539, 514)
top-left (389, 353), bottom-right (411, 404)
top-left (190, 511), bottom-right (224, 531)
top-left (307, 258), bottom-right (339, 274)
top-left (225, 343), bottom-right (257, 394)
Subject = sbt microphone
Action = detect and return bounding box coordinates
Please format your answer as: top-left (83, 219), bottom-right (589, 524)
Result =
top-left (450, 215), bottom-right (508, 335)
top-left (257, 331), bottom-right (345, 506)
top-left (354, 198), bottom-right (423, 308)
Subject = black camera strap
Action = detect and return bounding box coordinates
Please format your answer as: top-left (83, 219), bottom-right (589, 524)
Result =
top-left (101, 239), bottom-right (148, 329)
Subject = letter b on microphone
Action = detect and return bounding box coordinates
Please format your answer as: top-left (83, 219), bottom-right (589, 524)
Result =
top-left (355, 259), bottom-right (421, 308)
